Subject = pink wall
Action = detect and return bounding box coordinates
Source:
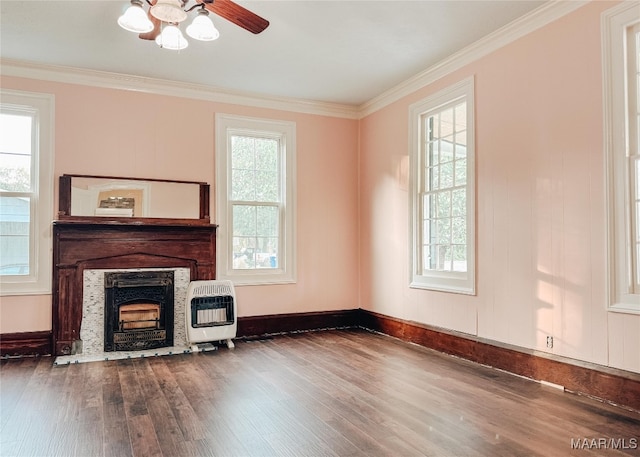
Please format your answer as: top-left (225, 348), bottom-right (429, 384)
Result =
top-left (358, 1), bottom-right (640, 373)
top-left (0, 76), bottom-right (359, 332)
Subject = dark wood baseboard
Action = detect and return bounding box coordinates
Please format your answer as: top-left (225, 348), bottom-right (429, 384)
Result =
top-left (237, 309), bottom-right (360, 338)
top-left (358, 310), bottom-right (640, 412)
top-left (0, 331), bottom-right (52, 357)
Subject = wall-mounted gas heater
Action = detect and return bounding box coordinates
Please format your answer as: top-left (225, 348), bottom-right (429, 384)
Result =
top-left (185, 280), bottom-right (237, 352)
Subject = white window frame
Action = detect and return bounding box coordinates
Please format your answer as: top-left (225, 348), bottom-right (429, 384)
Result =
top-left (215, 113), bottom-right (296, 285)
top-left (603, 2), bottom-right (640, 314)
top-left (409, 77), bottom-right (476, 295)
top-left (0, 89), bottom-right (54, 296)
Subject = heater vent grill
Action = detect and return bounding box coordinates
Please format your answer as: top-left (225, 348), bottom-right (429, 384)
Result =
top-left (191, 295), bottom-right (234, 327)
top-left (190, 282), bottom-right (234, 298)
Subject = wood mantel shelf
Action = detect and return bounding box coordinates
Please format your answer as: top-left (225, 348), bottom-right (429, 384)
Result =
top-left (52, 220), bottom-right (217, 356)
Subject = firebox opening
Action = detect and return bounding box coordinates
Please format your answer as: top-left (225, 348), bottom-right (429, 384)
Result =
top-left (104, 270), bottom-right (174, 352)
top-left (119, 302), bottom-right (161, 331)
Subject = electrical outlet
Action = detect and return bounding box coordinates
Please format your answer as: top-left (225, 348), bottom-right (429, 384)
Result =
top-left (546, 336), bottom-right (553, 349)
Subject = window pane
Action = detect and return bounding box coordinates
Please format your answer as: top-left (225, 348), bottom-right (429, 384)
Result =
top-left (233, 205), bottom-right (256, 236)
top-left (256, 237), bottom-right (278, 268)
top-left (440, 107), bottom-right (454, 138)
top-left (0, 113), bottom-right (32, 192)
top-left (440, 161), bottom-right (453, 188)
top-left (455, 158), bottom-right (467, 187)
top-left (437, 245), bottom-right (451, 271)
top-left (231, 169), bottom-right (255, 201)
top-left (455, 138), bottom-right (467, 160)
top-left (256, 206), bottom-right (278, 236)
top-left (452, 245), bottom-right (467, 272)
top-left (437, 191), bottom-right (450, 218)
top-left (255, 170), bottom-right (279, 201)
top-left (424, 244), bottom-right (450, 271)
top-left (232, 236), bottom-right (256, 269)
top-left (452, 188), bottom-right (466, 216)
top-left (231, 136), bottom-right (255, 169)
top-left (255, 138), bottom-right (278, 171)
top-left (231, 135), bottom-right (281, 204)
top-left (440, 137), bottom-right (454, 163)
top-left (437, 218), bottom-right (451, 243)
top-left (232, 204), bottom-right (280, 270)
top-left (452, 217), bottom-right (467, 244)
top-left (0, 195), bottom-right (30, 275)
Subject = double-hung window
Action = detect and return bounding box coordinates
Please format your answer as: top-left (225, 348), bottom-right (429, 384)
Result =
top-left (0, 89), bottom-right (54, 295)
top-left (603, 3), bottom-right (640, 313)
top-left (215, 114), bottom-right (296, 285)
top-left (409, 77), bottom-right (475, 294)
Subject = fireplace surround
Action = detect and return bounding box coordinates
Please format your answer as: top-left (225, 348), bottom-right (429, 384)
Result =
top-left (52, 175), bottom-right (217, 356)
top-left (52, 222), bottom-right (216, 355)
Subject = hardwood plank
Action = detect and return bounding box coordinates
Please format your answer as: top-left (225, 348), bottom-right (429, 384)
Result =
top-left (73, 418), bottom-right (105, 457)
top-left (131, 358), bottom-right (187, 457)
top-left (127, 414), bottom-right (162, 457)
top-left (117, 359), bottom-right (149, 418)
top-left (0, 358), bottom-right (39, 429)
top-left (103, 361), bottom-right (133, 457)
top-left (148, 356), bottom-right (207, 442)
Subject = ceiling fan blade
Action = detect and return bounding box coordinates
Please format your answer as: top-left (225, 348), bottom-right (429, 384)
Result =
top-left (198, 0), bottom-right (269, 34)
top-left (139, 0), bottom-right (161, 40)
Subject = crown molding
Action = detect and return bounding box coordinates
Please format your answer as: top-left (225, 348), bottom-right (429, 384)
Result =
top-left (357, 0), bottom-right (590, 118)
top-left (0, 58), bottom-right (360, 120)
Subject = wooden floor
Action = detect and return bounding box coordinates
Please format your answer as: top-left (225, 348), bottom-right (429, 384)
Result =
top-left (1, 329), bottom-right (639, 457)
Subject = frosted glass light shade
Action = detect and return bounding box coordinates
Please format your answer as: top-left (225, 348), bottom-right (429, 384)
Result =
top-left (118, 0), bottom-right (154, 33)
top-left (150, 0), bottom-right (188, 23)
top-left (155, 24), bottom-right (189, 50)
top-left (186, 11), bottom-right (220, 41)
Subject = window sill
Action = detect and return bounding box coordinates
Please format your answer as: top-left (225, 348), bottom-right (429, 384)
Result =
top-left (218, 272), bottom-right (296, 287)
top-left (410, 278), bottom-right (475, 295)
top-left (608, 303), bottom-right (640, 315)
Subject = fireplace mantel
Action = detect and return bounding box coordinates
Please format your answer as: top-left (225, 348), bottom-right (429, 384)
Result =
top-left (52, 220), bottom-right (216, 355)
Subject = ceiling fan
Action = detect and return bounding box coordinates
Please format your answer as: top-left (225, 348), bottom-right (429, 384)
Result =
top-left (118, 0), bottom-right (269, 50)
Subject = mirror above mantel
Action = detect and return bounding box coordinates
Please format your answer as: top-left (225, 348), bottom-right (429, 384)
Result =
top-left (57, 174), bottom-right (211, 225)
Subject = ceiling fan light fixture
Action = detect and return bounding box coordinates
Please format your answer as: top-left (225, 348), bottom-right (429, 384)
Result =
top-left (117, 0), bottom-right (154, 33)
top-left (155, 24), bottom-right (189, 50)
top-left (186, 10), bottom-right (220, 42)
top-left (150, 0), bottom-right (188, 24)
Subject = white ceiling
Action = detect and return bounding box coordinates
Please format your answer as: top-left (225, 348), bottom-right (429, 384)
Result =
top-left (0, 0), bottom-right (546, 107)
